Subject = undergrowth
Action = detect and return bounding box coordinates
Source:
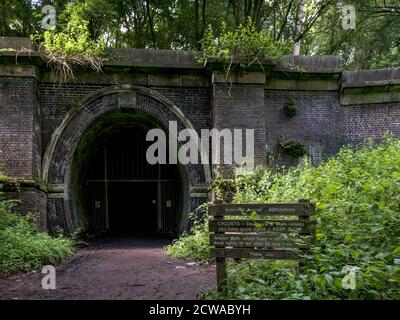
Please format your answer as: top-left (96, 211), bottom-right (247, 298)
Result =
top-left (167, 135), bottom-right (400, 299)
top-left (0, 188), bottom-right (74, 275)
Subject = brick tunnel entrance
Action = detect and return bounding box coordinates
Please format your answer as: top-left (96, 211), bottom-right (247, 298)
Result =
top-left (71, 109), bottom-right (183, 237)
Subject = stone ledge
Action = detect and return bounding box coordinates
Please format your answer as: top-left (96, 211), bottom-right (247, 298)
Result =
top-left (341, 90), bottom-right (400, 105)
top-left (106, 48), bottom-right (203, 69)
top-left (342, 68), bottom-right (400, 88)
top-left (0, 64), bottom-right (38, 79)
top-left (212, 71), bottom-right (265, 84)
top-left (341, 69), bottom-right (400, 105)
top-left (279, 55), bottom-right (342, 73)
top-left (0, 37), bottom-right (34, 50)
top-left (265, 79), bottom-right (339, 91)
top-left (41, 71), bottom-right (210, 87)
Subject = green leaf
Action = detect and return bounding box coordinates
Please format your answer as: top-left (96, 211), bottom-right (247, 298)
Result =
top-left (254, 278), bottom-right (267, 285)
top-left (392, 247), bottom-right (400, 254)
top-left (370, 225), bottom-right (384, 233)
top-left (324, 274), bottom-right (333, 286)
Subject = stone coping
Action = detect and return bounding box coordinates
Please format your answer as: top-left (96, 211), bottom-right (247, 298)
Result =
top-left (2, 36), bottom-right (400, 97)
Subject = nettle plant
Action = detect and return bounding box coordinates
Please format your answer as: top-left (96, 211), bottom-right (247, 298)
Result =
top-left (199, 19), bottom-right (290, 74)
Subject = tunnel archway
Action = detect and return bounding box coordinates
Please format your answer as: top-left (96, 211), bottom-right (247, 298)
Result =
top-left (43, 85), bottom-right (210, 235)
top-left (72, 109), bottom-right (183, 236)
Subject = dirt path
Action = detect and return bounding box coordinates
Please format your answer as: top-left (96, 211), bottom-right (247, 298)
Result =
top-left (0, 238), bottom-right (216, 300)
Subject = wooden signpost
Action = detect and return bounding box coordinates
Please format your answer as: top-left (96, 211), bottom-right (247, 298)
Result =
top-left (209, 200), bottom-right (315, 292)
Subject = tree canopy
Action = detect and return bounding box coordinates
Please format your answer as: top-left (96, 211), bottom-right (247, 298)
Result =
top-left (1, 0), bottom-right (400, 69)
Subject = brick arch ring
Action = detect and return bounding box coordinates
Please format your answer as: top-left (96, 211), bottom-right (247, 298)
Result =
top-left (41, 84), bottom-right (211, 232)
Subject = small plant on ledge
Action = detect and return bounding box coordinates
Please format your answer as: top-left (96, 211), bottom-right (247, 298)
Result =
top-left (198, 18), bottom-right (290, 74)
top-left (277, 137), bottom-right (307, 158)
top-left (29, 2), bottom-right (108, 83)
top-left (283, 98), bottom-right (299, 117)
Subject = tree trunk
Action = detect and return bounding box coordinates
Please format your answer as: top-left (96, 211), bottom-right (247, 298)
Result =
top-left (194, 0), bottom-right (200, 48)
top-left (146, 0), bottom-right (157, 48)
top-left (293, 0), bottom-right (305, 56)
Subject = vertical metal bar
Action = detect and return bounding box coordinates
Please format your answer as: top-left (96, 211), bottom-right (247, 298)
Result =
top-left (104, 146), bottom-right (110, 230)
top-left (157, 163), bottom-right (162, 232)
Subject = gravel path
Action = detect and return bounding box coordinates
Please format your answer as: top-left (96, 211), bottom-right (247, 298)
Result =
top-left (0, 238), bottom-right (215, 300)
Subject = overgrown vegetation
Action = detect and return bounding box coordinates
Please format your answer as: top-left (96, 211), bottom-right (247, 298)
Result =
top-left (165, 204), bottom-right (209, 262)
top-left (199, 19), bottom-right (290, 68)
top-left (197, 19), bottom-right (291, 92)
top-left (31, 2), bottom-right (107, 82)
top-left (0, 185), bottom-right (74, 275)
top-left (167, 135), bottom-right (400, 299)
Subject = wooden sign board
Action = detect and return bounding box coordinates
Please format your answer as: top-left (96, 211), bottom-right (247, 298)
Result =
top-left (209, 219), bottom-right (314, 234)
top-left (209, 201), bottom-right (315, 292)
top-left (210, 233), bottom-right (301, 249)
top-left (211, 248), bottom-right (300, 260)
top-left (209, 203), bottom-right (313, 216)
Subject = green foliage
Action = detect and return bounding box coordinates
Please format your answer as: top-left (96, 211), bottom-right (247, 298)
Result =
top-left (199, 19), bottom-right (290, 67)
top-left (165, 204), bottom-right (210, 262)
top-left (0, 190), bottom-right (73, 275)
top-left (370, 46), bottom-right (400, 69)
top-left (3, 1), bottom-right (400, 70)
top-left (169, 135), bottom-right (400, 299)
top-left (283, 98), bottom-right (299, 118)
top-left (31, 2), bottom-right (107, 82)
top-left (278, 138), bottom-right (307, 158)
top-left (35, 2), bottom-right (106, 57)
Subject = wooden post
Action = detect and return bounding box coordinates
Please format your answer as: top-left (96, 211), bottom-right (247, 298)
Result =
top-left (298, 199), bottom-right (312, 274)
top-left (213, 200), bottom-right (227, 292)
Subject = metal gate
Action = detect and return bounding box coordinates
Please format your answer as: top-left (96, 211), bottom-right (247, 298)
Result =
top-left (86, 128), bottom-right (181, 235)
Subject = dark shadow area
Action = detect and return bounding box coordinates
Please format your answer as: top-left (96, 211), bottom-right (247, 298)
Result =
top-left (71, 109), bottom-right (182, 239)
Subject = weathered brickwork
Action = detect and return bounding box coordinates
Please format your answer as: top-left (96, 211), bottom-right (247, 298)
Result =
top-left (0, 76), bottom-right (40, 179)
top-left (265, 90), bottom-right (400, 164)
top-left (151, 86), bottom-right (213, 133)
top-left (40, 83), bottom-right (105, 152)
top-left (43, 87), bottom-right (210, 232)
top-left (265, 90), bottom-right (342, 164)
top-left (212, 83), bottom-right (266, 174)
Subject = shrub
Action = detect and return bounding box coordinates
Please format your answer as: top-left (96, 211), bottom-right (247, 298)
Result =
top-left (283, 98), bottom-right (299, 117)
top-left (199, 18), bottom-right (290, 69)
top-left (278, 138), bottom-right (307, 158)
top-left (165, 204), bottom-right (210, 262)
top-left (0, 189), bottom-right (74, 275)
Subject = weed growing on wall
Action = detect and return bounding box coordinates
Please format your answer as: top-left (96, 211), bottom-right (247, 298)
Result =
top-left (31, 3), bottom-right (107, 82)
top-left (278, 138), bottom-right (307, 158)
top-left (199, 18), bottom-right (290, 78)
